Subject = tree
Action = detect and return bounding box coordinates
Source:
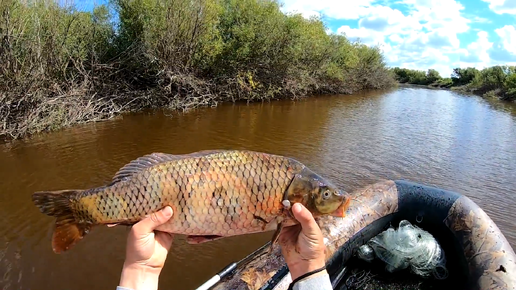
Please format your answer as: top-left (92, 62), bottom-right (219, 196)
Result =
top-left (426, 69), bottom-right (440, 84)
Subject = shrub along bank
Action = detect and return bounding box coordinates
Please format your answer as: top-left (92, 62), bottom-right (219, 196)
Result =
top-left (392, 66), bottom-right (516, 101)
top-left (0, 0), bottom-right (396, 140)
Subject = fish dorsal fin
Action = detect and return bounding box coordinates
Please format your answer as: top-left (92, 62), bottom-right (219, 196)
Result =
top-left (111, 153), bottom-right (180, 183)
top-left (111, 150), bottom-right (228, 183)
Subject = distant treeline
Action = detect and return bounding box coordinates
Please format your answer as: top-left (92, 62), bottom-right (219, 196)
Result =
top-left (0, 0), bottom-right (395, 140)
top-left (392, 66), bottom-right (516, 101)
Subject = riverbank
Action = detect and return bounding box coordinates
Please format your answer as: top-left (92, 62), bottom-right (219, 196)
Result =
top-left (392, 67), bottom-right (516, 102)
top-left (400, 82), bottom-right (516, 103)
top-left (0, 0), bottom-right (396, 141)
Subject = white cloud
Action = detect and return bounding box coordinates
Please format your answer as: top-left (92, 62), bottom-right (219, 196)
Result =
top-left (280, 0), bottom-right (376, 20)
top-left (279, 0), bottom-right (516, 77)
top-left (406, 0), bottom-right (470, 33)
top-left (390, 45), bottom-right (453, 77)
top-left (389, 34), bottom-right (403, 43)
top-left (494, 25), bottom-right (516, 54)
top-left (487, 25), bottom-right (516, 64)
top-left (471, 16), bottom-right (492, 23)
top-left (458, 31), bottom-right (493, 65)
top-left (426, 29), bottom-right (461, 49)
top-left (357, 5), bottom-right (423, 35)
top-left (481, 0), bottom-right (516, 15)
top-left (331, 0), bottom-right (469, 76)
top-left (297, 9), bottom-right (320, 19)
top-left (429, 64), bottom-right (457, 78)
top-left (337, 26), bottom-right (385, 46)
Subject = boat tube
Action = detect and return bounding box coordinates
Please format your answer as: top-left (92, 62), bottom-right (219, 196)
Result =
top-left (200, 180), bottom-right (516, 290)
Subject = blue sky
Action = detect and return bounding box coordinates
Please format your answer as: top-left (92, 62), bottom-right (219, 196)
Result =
top-left (73, 0), bottom-right (105, 11)
top-left (74, 0), bottom-right (516, 78)
top-left (280, 0), bottom-right (516, 78)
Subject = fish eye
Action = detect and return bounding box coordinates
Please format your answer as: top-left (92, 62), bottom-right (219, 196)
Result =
top-left (323, 189), bottom-right (331, 199)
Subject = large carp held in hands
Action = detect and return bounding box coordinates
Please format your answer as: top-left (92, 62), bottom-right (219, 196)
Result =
top-left (32, 150), bottom-right (350, 253)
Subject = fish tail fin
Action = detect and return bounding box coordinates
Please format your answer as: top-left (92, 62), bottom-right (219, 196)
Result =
top-left (32, 190), bottom-right (92, 253)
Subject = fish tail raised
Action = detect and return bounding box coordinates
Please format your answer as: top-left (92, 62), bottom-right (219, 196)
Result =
top-left (32, 190), bottom-right (92, 254)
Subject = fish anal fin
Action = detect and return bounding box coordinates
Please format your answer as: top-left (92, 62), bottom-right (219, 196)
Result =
top-left (268, 222), bottom-right (284, 254)
top-left (186, 235), bottom-right (224, 244)
top-left (52, 217), bottom-right (92, 253)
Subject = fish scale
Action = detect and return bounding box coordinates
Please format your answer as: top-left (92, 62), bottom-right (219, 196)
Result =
top-left (32, 150), bottom-right (349, 253)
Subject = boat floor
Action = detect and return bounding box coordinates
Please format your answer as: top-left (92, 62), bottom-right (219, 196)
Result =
top-left (334, 256), bottom-right (463, 290)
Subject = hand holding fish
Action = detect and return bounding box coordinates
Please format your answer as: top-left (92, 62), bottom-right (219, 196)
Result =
top-left (278, 203), bottom-right (327, 281)
top-left (119, 206), bottom-right (174, 290)
top-left (32, 150), bottom-right (350, 254)
top-left (32, 150), bottom-right (348, 290)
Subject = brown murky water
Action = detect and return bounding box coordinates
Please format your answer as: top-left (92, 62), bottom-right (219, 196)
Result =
top-left (1, 86), bottom-right (516, 290)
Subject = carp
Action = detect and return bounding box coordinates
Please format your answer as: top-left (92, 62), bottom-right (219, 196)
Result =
top-left (32, 150), bottom-right (350, 254)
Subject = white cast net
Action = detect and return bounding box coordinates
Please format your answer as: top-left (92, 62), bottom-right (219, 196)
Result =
top-left (357, 220), bottom-right (449, 280)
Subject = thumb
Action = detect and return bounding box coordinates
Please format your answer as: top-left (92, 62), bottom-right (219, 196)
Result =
top-left (133, 206), bottom-right (173, 235)
top-left (291, 203), bottom-right (322, 238)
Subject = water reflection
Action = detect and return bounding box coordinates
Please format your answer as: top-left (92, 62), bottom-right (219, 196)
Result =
top-left (0, 86), bottom-right (515, 290)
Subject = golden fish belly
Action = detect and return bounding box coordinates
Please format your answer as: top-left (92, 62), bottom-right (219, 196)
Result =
top-left (79, 150), bottom-right (302, 236)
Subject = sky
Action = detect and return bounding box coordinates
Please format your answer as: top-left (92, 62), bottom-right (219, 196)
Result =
top-left (279, 0), bottom-right (516, 78)
top-left (73, 0), bottom-right (516, 78)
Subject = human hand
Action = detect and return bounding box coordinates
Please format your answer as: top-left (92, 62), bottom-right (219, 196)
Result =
top-left (278, 203), bottom-right (327, 281)
top-left (119, 206), bottom-right (174, 290)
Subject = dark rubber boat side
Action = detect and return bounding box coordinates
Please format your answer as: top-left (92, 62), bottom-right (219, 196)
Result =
top-left (392, 180), bottom-right (515, 289)
top-left (207, 180), bottom-right (516, 290)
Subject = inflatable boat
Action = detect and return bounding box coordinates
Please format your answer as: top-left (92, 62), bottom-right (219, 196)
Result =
top-left (196, 180), bottom-right (516, 290)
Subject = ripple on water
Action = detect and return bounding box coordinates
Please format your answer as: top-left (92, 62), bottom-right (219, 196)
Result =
top-left (1, 87), bottom-right (516, 290)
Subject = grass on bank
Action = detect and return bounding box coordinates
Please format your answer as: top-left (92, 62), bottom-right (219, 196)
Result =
top-left (0, 0), bottom-right (396, 140)
top-left (391, 66), bottom-right (516, 102)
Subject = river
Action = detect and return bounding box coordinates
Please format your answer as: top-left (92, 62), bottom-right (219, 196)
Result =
top-left (0, 86), bottom-right (515, 290)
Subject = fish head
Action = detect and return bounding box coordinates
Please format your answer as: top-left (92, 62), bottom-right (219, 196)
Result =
top-left (313, 184), bottom-right (349, 217)
top-left (285, 167), bottom-right (350, 218)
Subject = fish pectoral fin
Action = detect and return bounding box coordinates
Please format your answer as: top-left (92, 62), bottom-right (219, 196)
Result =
top-left (186, 235), bottom-right (224, 244)
top-left (268, 222), bottom-right (284, 254)
top-left (253, 214), bottom-right (270, 231)
top-left (107, 223), bottom-right (119, 228)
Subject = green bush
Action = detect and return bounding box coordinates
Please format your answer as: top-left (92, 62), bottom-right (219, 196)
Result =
top-left (451, 67), bottom-right (479, 86)
top-left (391, 67), bottom-right (439, 85)
top-left (1, 0), bottom-right (396, 140)
top-left (0, 0), bottom-right (113, 88)
top-left (461, 65), bottom-right (516, 101)
top-left (392, 64), bottom-right (516, 101)
top-left (111, 0), bottom-right (395, 99)
top-left (0, 0), bottom-right (115, 139)
top-left (503, 70), bottom-right (516, 100)
top-left (434, 78), bottom-right (453, 88)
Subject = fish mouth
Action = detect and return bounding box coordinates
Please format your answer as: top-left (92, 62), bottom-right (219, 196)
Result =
top-left (330, 191), bottom-right (350, 217)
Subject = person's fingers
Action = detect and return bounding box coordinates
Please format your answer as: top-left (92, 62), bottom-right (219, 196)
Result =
top-left (157, 232), bottom-right (175, 250)
top-left (278, 224), bottom-right (300, 246)
top-left (133, 206), bottom-right (174, 235)
top-left (291, 203), bottom-right (322, 238)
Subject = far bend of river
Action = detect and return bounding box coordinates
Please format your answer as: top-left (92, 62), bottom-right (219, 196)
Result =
top-left (1, 86), bottom-right (515, 289)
